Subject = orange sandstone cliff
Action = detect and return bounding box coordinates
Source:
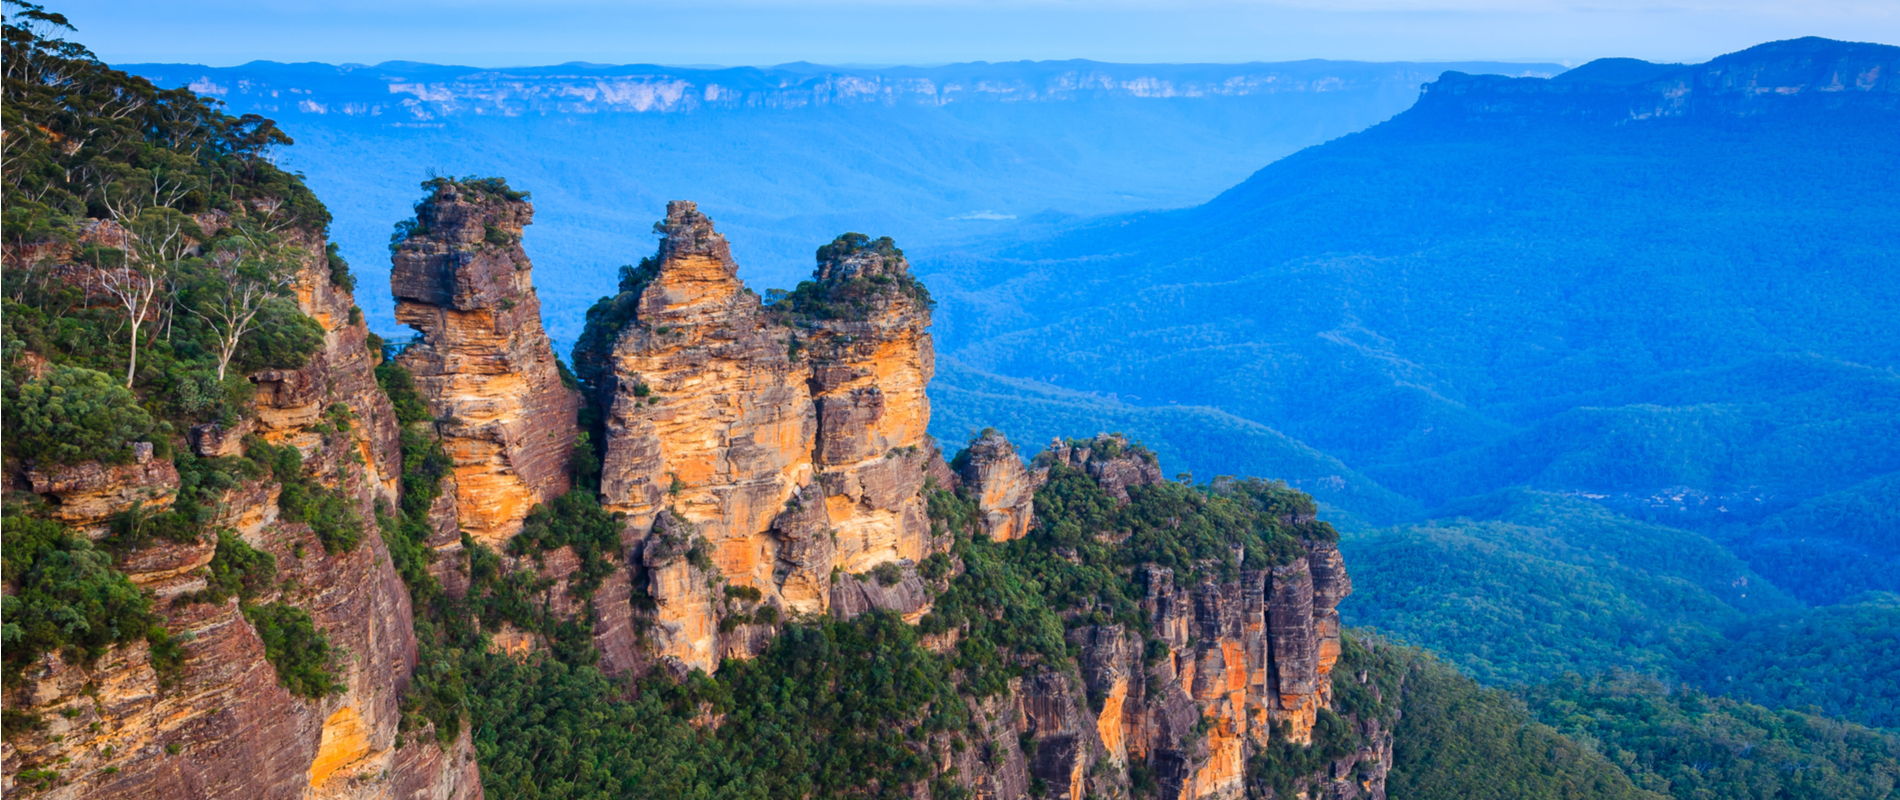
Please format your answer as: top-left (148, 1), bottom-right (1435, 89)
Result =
top-left (575, 204), bottom-right (942, 673)
top-left (947, 436), bottom-right (1382, 800)
top-left (2, 218), bottom-right (481, 800)
top-left (390, 179), bottom-right (579, 549)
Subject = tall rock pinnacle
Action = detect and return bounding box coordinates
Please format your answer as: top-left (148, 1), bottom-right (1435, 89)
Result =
top-left (390, 177), bottom-right (579, 547)
top-left (586, 203), bottom-right (942, 672)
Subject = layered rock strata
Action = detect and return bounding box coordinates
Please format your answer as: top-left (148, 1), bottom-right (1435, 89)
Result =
top-left (954, 429), bottom-right (1036, 541)
top-left (584, 203), bottom-right (940, 673)
top-left (951, 435), bottom-right (1378, 800)
top-left (2, 223), bottom-right (480, 800)
top-left (391, 180), bottom-right (579, 548)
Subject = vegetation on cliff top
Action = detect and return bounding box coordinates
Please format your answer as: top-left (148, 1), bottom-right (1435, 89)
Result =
top-left (1, 3), bottom-right (349, 704)
top-left (771, 232), bottom-right (934, 322)
top-left (3, 0), bottom-right (332, 452)
top-left (4, 2), bottom-right (327, 426)
top-left (387, 174), bottom-right (530, 252)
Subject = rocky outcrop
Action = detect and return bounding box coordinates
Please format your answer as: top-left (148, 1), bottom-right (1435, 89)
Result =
top-left (588, 202), bottom-right (820, 671)
top-left (2, 224), bottom-right (478, 799)
top-left (943, 549), bottom-right (1371, 800)
top-left (800, 233), bottom-right (938, 577)
top-left (955, 429), bottom-right (1036, 541)
top-left (829, 562), bottom-right (933, 622)
top-left (1038, 436), bottom-right (1167, 502)
top-left (391, 179), bottom-right (579, 548)
top-left (581, 204), bottom-right (943, 673)
top-left (943, 434), bottom-right (1376, 800)
top-left (22, 448), bottom-right (178, 531)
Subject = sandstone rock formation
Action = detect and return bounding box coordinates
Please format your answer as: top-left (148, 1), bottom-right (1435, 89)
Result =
top-left (951, 562), bottom-right (1376, 800)
top-left (2, 224), bottom-right (479, 800)
top-left (4, 190), bottom-right (1377, 800)
top-left (22, 450), bottom-right (178, 532)
top-left (798, 232), bottom-right (938, 576)
top-left (391, 179), bottom-right (579, 548)
top-left (582, 203), bottom-right (941, 673)
top-left (1040, 435), bottom-right (1167, 502)
top-left (954, 429), bottom-right (1036, 541)
top-left (943, 433), bottom-right (1378, 800)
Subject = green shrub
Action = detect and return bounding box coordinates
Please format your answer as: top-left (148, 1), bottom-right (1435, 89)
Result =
top-left (510, 491), bottom-right (622, 597)
top-left (325, 243), bottom-right (355, 290)
top-left (242, 602), bottom-right (343, 698)
top-left (1, 515), bottom-right (159, 686)
top-left (375, 360), bottom-right (433, 426)
top-left (105, 503), bottom-right (203, 552)
top-left (194, 531), bottom-right (277, 604)
top-left (228, 298), bottom-right (324, 376)
top-left (252, 439), bottom-right (363, 554)
top-left (2, 364), bottom-right (158, 466)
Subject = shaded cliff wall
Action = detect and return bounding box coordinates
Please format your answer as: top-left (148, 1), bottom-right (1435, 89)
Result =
top-left (2, 221), bottom-right (481, 800)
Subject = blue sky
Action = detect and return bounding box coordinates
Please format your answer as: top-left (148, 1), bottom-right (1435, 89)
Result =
top-left (50, 0), bottom-right (1900, 67)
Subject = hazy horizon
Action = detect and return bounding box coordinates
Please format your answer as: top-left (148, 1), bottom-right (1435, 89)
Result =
top-left (50, 0), bottom-right (1900, 70)
top-left (115, 54), bottom-right (1576, 70)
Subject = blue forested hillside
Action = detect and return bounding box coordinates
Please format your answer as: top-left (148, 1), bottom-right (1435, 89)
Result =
top-left (912, 40), bottom-right (1900, 774)
top-left (920, 37), bottom-right (1900, 592)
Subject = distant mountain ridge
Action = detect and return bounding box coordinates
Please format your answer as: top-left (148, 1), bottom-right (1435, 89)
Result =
top-left (1418, 37), bottom-right (1900, 122)
top-left (127, 57), bottom-right (1562, 119)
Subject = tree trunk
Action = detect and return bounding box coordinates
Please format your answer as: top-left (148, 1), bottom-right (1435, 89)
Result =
top-left (125, 319), bottom-right (140, 388)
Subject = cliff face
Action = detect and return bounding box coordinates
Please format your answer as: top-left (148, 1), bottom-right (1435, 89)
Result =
top-left (947, 438), bottom-right (1381, 800)
top-left (801, 235), bottom-right (937, 577)
top-left (391, 180), bottom-right (579, 548)
top-left (584, 204), bottom-right (939, 673)
top-left (134, 61), bottom-right (1563, 121)
top-left (2, 224), bottom-right (480, 800)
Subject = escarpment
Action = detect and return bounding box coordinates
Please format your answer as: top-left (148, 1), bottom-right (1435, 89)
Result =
top-left (384, 196), bottom-right (1387, 796)
top-left (4, 219), bottom-right (479, 799)
top-left (3, 13), bottom-right (1398, 797)
top-left (938, 436), bottom-right (1382, 800)
top-left (390, 178), bottom-right (579, 548)
top-left (6, 186), bottom-right (1377, 799)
